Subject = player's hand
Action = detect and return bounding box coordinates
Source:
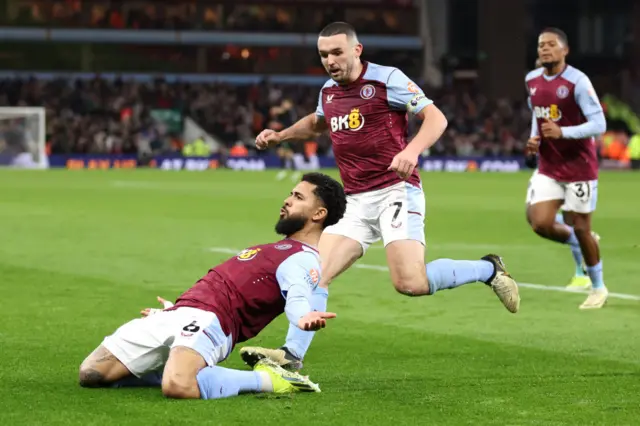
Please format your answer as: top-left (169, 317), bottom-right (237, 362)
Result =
top-left (297, 311), bottom-right (337, 331)
top-left (541, 119), bottom-right (562, 139)
top-left (140, 296), bottom-right (174, 317)
top-left (255, 129), bottom-right (282, 150)
top-left (388, 149), bottom-right (418, 180)
top-left (526, 136), bottom-right (540, 156)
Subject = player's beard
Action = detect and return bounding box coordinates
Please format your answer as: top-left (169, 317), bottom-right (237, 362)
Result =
top-left (328, 60), bottom-right (352, 83)
top-left (275, 214), bottom-right (307, 237)
top-left (327, 67), bottom-right (342, 82)
top-left (540, 59), bottom-right (560, 72)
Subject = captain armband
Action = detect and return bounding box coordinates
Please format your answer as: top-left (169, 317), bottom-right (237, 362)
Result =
top-left (406, 94), bottom-right (428, 115)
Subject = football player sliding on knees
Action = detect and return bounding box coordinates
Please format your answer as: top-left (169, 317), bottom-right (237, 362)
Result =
top-left (78, 173), bottom-right (347, 399)
top-left (251, 21), bottom-right (520, 373)
top-left (524, 27), bottom-right (607, 309)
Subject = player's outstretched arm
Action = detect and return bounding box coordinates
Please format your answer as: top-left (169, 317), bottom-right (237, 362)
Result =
top-left (276, 252), bottom-right (336, 331)
top-left (255, 113), bottom-right (327, 150)
top-left (140, 296), bottom-right (174, 317)
top-left (298, 311), bottom-right (337, 331)
top-left (284, 282), bottom-right (336, 331)
top-left (279, 113), bottom-right (328, 142)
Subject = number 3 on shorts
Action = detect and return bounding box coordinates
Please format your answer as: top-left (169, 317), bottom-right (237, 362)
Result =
top-left (565, 180), bottom-right (598, 213)
top-left (572, 182), bottom-right (590, 201)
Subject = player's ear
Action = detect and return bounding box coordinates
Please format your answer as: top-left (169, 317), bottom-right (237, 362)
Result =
top-left (312, 206), bottom-right (328, 224)
top-left (354, 43), bottom-right (363, 58)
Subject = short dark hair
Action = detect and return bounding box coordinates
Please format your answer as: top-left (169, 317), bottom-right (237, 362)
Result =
top-left (302, 172), bottom-right (346, 229)
top-left (540, 27), bottom-right (568, 46)
top-left (319, 22), bottom-right (358, 40)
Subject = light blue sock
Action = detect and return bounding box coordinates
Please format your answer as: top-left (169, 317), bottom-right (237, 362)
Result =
top-left (556, 213), bottom-right (586, 276)
top-left (564, 225), bottom-right (580, 247)
top-left (196, 366), bottom-right (262, 400)
top-left (570, 247), bottom-right (587, 277)
top-left (586, 260), bottom-right (605, 290)
top-left (284, 287), bottom-right (328, 360)
top-left (426, 259), bottom-right (495, 294)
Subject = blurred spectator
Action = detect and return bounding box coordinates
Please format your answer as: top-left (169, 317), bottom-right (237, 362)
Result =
top-left (2, 1), bottom-right (417, 35)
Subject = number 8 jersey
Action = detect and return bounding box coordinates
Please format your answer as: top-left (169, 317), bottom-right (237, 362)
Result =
top-left (167, 239), bottom-right (321, 349)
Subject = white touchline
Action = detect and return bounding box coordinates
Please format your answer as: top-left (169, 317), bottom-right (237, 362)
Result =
top-left (206, 247), bottom-right (640, 302)
top-left (208, 247), bottom-right (241, 254)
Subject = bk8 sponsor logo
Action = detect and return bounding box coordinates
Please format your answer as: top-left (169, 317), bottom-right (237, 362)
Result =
top-left (330, 108), bottom-right (365, 132)
top-left (533, 104), bottom-right (562, 122)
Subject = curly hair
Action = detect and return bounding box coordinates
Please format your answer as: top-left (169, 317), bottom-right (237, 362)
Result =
top-left (301, 172), bottom-right (346, 229)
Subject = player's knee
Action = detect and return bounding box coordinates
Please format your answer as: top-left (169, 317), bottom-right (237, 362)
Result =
top-left (525, 205), bottom-right (534, 226)
top-left (572, 224), bottom-right (591, 239)
top-left (530, 219), bottom-right (553, 236)
top-left (391, 273), bottom-right (429, 297)
top-left (393, 282), bottom-right (429, 297)
top-left (78, 365), bottom-right (106, 388)
top-left (162, 375), bottom-right (199, 399)
top-left (571, 217), bottom-right (590, 234)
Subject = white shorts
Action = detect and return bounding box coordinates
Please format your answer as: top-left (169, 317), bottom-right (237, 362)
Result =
top-left (102, 307), bottom-right (233, 377)
top-left (323, 182), bottom-right (426, 253)
top-left (525, 170), bottom-right (598, 214)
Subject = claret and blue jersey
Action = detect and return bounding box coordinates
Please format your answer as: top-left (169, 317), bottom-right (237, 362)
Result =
top-left (315, 61), bottom-right (433, 195)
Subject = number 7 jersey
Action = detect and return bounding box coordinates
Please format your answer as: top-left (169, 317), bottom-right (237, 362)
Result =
top-left (316, 61), bottom-right (433, 195)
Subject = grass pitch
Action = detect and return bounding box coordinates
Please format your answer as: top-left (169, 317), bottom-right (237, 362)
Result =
top-left (1, 169), bottom-right (639, 425)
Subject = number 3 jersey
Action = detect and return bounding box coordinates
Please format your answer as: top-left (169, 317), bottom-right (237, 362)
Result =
top-left (526, 65), bottom-right (603, 182)
top-left (167, 239), bottom-right (321, 348)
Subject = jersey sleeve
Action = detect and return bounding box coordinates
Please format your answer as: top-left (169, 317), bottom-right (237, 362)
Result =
top-left (560, 76), bottom-right (607, 139)
top-left (386, 69), bottom-right (433, 115)
top-left (530, 110), bottom-right (539, 138)
top-left (525, 74), bottom-right (537, 137)
top-left (275, 251), bottom-right (322, 326)
top-left (574, 76), bottom-right (603, 117)
top-left (315, 90), bottom-right (324, 117)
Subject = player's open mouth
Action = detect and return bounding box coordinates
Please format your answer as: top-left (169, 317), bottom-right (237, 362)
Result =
top-left (280, 208), bottom-right (287, 217)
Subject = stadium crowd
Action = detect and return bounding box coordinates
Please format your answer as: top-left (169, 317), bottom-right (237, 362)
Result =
top-left (0, 76), bottom-right (535, 158)
top-left (4, 0), bottom-right (415, 34)
top-left (4, 2), bottom-right (636, 165)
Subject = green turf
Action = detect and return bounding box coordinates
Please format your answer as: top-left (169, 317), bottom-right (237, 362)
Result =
top-left (1, 169), bottom-right (639, 425)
